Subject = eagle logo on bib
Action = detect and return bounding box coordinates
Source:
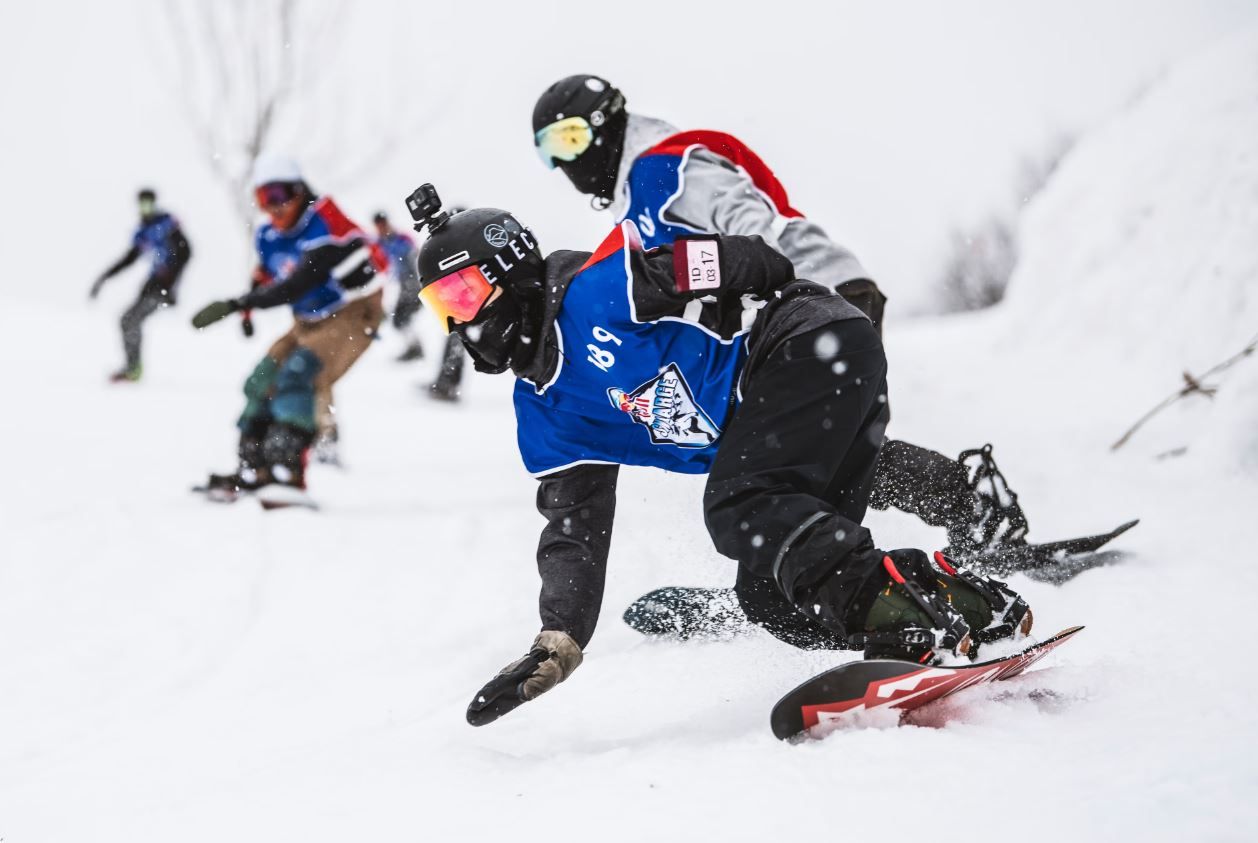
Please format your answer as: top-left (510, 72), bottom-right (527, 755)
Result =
top-left (607, 363), bottom-right (720, 448)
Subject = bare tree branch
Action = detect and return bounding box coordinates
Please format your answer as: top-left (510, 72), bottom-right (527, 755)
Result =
top-left (1111, 331), bottom-right (1258, 451)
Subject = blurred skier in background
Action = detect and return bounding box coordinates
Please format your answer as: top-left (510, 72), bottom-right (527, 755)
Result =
top-left (89, 188), bottom-right (192, 382)
top-left (375, 207), bottom-right (470, 403)
top-left (400, 187), bottom-right (1033, 726)
top-left (189, 157), bottom-right (386, 507)
top-left (531, 74), bottom-right (1031, 563)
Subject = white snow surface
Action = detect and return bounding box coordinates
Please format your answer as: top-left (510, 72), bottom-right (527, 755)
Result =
top-left (4, 6), bottom-right (1258, 843)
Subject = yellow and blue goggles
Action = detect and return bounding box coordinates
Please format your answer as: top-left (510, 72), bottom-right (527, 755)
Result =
top-left (534, 116), bottom-right (595, 170)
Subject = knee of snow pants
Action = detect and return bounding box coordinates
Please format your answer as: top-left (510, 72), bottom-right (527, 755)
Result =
top-left (269, 348), bottom-right (323, 433)
top-left (703, 319), bottom-right (888, 604)
top-left (238, 355), bottom-right (280, 430)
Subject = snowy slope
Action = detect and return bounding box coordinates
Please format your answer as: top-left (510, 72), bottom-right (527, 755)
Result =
top-left (4, 6), bottom-right (1258, 843)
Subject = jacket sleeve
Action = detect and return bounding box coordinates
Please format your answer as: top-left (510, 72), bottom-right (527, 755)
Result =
top-left (535, 463), bottom-right (619, 649)
top-left (98, 245), bottom-right (142, 281)
top-left (237, 239), bottom-right (372, 310)
top-left (167, 226), bottom-right (192, 264)
top-left (628, 234), bottom-right (797, 325)
top-left (665, 149), bottom-right (870, 290)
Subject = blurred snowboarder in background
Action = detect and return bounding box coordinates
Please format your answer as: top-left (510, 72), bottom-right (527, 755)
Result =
top-left (189, 157), bottom-right (386, 506)
top-left (373, 209), bottom-right (469, 402)
top-left (373, 211), bottom-right (426, 362)
top-left (403, 186), bottom-right (1033, 727)
top-left (89, 188), bottom-right (192, 382)
top-left (531, 74), bottom-right (1032, 563)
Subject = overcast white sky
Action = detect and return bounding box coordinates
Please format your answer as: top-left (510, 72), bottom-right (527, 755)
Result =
top-left (5, 0), bottom-right (1256, 312)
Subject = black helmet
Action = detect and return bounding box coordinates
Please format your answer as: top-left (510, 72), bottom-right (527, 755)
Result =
top-left (416, 206), bottom-right (540, 290)
top-left (371, 210), bottom-right (389, 225)
top-left (408, 184), bottom-right (545, 372)
top-left (533, 74), bottom-right (628, 205)
top-left (137, 187), bottom-right (157, 203)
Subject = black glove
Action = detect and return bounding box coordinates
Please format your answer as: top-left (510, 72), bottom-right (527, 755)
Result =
top-left (466, 630), bottom-right (583, 727)
top-left (241, 313), bottom-right (255, 338)
top-left (191, 299), bottom-right (242, 330)
top-left (88, 278), bottom-right (105, 300)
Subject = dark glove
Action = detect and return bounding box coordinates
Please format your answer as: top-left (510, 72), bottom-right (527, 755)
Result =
top-left (88, 278), bottom-right (105, 300)
top-left (241, 313), bottom-right (255, 338)
top-left (466, 630), bottom-right (583, 727)
top-left (191, 299), bottom-right (242, 329)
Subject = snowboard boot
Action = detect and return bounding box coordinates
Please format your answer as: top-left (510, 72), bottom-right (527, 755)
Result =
top-left (396, 340), bottom-right (425, 362)
top-left (945, 444), bottom-right (1031, 560)
top-left (854, 549), bottom-right (976, 665)
top-left (932, 551), bottom-right (1033, 648)
top-left (854, 548), bottom-right (1034, 665)
top-left (109, 364), bottom-right (142, 383)
top-left (427, 380), bottom-right (461, 403)
top-left (201, 466), bottom-right (268, 503)
top-left (260, 423), bottom-right (313, 490)
top-left (312, 424), bottom-right (341, 467)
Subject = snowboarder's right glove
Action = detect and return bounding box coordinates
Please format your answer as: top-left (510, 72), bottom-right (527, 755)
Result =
top-left (466, 630), bottom-right (583, 727)
top-left (88, 277), bottom-right (105, 300)
top-left (241, 313), bottom-right (255, 338)
top-left (191, 298), bottom-right (242, 329)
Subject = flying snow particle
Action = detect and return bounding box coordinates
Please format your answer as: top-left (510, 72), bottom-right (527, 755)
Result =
top-left (751, 535), bottom-right (765, 548)
top-left (832, 361), bottom-right (848, 376)
top-left (814, 331), bottom-right (840, 360)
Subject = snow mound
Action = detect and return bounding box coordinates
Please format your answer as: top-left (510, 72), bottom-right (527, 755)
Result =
top-left (1003, 29), bottom-right (1258, 462)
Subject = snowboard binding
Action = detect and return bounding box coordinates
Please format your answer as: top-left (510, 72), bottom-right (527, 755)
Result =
top-left (852, 550), bottom-right (1033, 665)
top-left (948, 444), bottom-right (1030, 558)
top-left (851, 554), bottom-right (974, 665)
top-left (933, 551), bottom-right (1033, 645)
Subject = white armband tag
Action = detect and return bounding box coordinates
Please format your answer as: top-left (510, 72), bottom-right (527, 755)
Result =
top-left (673, 238), bottom-right (721, 293)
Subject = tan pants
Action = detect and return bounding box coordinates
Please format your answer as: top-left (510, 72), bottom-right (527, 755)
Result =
top-left (266, 290), bottom-right (385, 432)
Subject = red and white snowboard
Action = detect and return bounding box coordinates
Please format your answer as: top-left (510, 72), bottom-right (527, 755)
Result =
top-left (770, 626), bottom-right (1084, 739)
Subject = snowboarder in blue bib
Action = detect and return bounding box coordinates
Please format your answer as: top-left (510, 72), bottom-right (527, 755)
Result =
top-left (404, 184), bottom-right (1033, 727)
top-left (90, 188), bottom-right (192, 382)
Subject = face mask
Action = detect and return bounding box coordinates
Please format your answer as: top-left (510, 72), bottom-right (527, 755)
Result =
top-left (458, 291), bottom-right (522, 375)
top-left (555, 110), bottom-right (627, 204)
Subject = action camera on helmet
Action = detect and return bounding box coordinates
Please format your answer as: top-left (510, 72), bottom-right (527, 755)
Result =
top-left (406, 183), bottom-right (449, 233)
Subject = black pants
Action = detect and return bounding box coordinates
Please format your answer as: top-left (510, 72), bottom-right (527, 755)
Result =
top-left (121, 273), bottom-right (180, 370)
top-left (704, 319), bottom-right (890, 649)
top-left (435, 333), bottom-right (466, 389)
top-left (392, 271), bottom-right (423, 330)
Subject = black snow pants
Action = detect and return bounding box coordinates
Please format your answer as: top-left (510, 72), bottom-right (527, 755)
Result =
top-left (121, 269), bottom-right (183, 371)
top-left (703, 319), bottom-right (891, 649)
top-left (434, 333), bottom-right (466, 390)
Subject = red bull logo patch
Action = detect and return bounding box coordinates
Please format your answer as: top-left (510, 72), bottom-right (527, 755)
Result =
top-left (607, 363), bottom-right (720, 448)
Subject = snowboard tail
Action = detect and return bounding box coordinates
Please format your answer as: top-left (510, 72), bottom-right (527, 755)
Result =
top-left (769, 625), bottom-right (1084, 739)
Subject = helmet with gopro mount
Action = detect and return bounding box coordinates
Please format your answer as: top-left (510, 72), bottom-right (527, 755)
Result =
top-left (408, 183), bottom-right (544, 373)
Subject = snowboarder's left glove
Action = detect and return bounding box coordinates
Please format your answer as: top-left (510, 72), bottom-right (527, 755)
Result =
top-left (466, 630), bottom-right (583, 727)
top-left (192, 299), bottom-right (242, 329)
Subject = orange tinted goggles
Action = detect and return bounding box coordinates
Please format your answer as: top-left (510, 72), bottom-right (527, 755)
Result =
top-left (419, 265), bottom-right (495, 332)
